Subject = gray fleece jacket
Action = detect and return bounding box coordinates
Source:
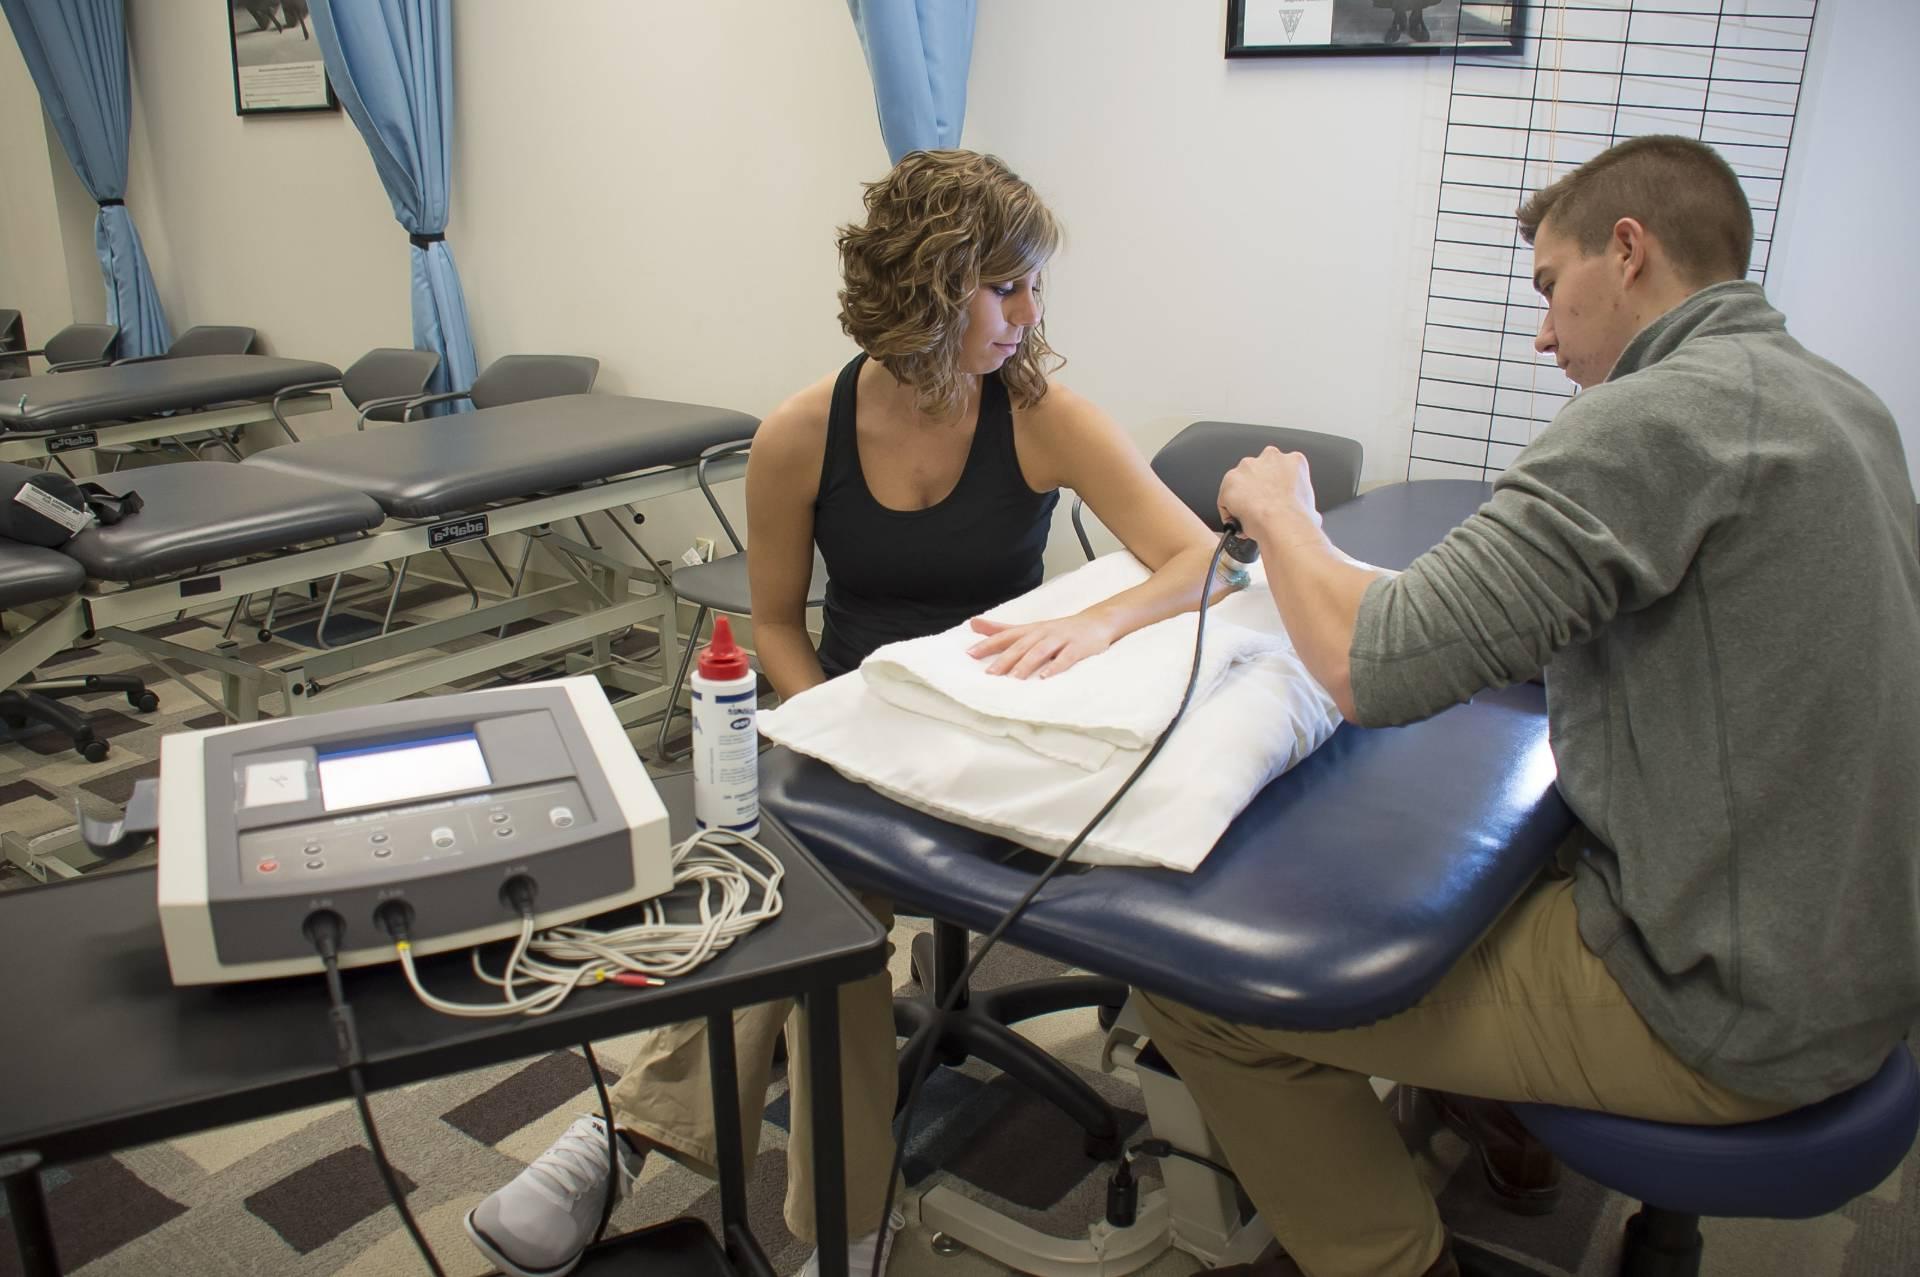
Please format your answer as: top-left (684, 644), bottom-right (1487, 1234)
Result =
top-left (1351, 281), bottom-right (1920, 1105)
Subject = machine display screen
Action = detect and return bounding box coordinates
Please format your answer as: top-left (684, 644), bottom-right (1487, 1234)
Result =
top-left (316, 730), bottom-right (491, 813)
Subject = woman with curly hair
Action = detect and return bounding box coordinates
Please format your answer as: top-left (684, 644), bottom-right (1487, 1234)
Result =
top-left (467, 150), bottom-right (1223, 1277)
top-left (753, 148), bottom-right (1225, 697)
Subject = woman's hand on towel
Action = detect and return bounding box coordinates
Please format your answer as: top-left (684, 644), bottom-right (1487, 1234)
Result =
top-left (966, 611), bottom-right (1119, 679)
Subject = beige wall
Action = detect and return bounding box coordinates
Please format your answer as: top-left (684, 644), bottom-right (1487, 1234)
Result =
top-left (1, 0), bottom-right (1910, 556)
top-left (966, 1), bottom-right (1452, 566)
top-left (120, 1), bottom-right (408, 367)
top-left (0, 28), bottom-right (75, 340)
top-left (1770, 0), bottom-right (1920, 491)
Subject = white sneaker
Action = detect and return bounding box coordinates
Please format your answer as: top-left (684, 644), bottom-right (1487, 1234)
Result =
top-left (797, 1209), bottom-right (906, 1277)
top-left (465, 1114), bottom-right (645, 1277)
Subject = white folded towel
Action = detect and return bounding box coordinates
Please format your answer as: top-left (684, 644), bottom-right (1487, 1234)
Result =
top-left (862, 553), bottom-right (1294, 770)
top-left (759, 552), bottom-right (1343, 872)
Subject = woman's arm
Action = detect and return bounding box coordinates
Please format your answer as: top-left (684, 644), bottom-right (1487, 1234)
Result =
top-left (744, 382), bottom-right (832, 701)
top-left (969, 386), bottom-right (1229, 678)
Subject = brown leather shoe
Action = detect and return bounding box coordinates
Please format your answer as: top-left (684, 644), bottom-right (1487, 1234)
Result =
top-left (1207, 1237), bottom-right (1460, 1277)
top-left (1425, 1090), bottom-right (1563, 1215)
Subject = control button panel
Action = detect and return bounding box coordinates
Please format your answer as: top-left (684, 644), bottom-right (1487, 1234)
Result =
top-left (239, 780), bottom-right (591, 885)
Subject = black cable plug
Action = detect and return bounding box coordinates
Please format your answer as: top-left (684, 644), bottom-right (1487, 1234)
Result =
top-left (1106, 1153), bottom-right (1139, 1227)
top-left (303, 908), bottom-right (347, 960)
top-left (499, 874), bottom-right (538, 919)
top-left (1221, 517), bottom-right (1261, 566)
top-left (302, 910), bottom-right (360, 1070)
top-left (374, 898), bottom-right (416, 943)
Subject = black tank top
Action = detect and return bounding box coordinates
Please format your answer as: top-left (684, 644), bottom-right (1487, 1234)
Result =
top-left (813, 354), bottom-right (1058, 678)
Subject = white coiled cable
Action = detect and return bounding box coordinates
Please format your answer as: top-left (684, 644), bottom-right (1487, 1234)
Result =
top-left (397, 827), bottom-right (785, 1018)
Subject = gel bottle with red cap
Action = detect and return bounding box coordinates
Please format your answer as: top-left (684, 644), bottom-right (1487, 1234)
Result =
top-left (690, 615), bottom-right (759, 836)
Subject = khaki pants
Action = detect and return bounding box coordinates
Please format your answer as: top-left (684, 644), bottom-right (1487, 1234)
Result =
top-left (1139, 869), bottom-right (1786, 1277)
top-left (608, 896), bottom-right (898, 1244)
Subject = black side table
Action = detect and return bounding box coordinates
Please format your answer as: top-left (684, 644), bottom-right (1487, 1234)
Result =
top-left (0, 773), bottom-right (887, 1277)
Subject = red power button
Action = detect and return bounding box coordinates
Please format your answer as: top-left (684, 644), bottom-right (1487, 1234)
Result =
top-left (258, 859), bottom-right (280, 874)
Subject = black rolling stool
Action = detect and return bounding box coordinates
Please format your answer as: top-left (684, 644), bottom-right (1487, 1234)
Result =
top-left (0, 542), bottom-right (157, 763)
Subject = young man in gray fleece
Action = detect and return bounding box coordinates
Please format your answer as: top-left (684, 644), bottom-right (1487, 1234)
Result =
top-left (1146, 135), bottom-right (1920, 1277)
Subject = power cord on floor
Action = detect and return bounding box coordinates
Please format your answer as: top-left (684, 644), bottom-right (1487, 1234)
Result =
top-left (304, 912), bottom-right (664, 1275)
top-left (584, 1041), bottom-right (620, 1249)
top-left (1130, 1137), bottom-right (1238, 1184)
top-left (304, 910), bottom-right (449, 1277)
top-left (869, 528), bottom-right (1248, 1277)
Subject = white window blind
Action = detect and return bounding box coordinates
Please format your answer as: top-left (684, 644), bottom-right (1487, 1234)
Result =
top-left (1412, 0), bottom-right (1818, 481)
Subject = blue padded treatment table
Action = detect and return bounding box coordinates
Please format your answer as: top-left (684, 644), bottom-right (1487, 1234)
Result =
top-left (762, 478), bottom-right (1578, 1030)
top-left (0, 542), bottom-right (84, 609)
top-left (242, 393), bottom-right (759, 520)
top-left (60, 464), bottom-right (385, 581)
top-left (0, 355), bottom-right (341, 434)
top-left (1329, 478), bottom-right (1499, 571)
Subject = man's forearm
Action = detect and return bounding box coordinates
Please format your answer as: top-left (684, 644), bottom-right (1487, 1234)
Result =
top-left (1259, 527), bottom-right (1385, 720)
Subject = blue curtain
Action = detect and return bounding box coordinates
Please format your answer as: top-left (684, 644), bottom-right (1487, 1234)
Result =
top-left (0, 0), bottom-right (172, 358)
top-left (311, 0), bottom-right (476, 408)
top-left (846, 0), bottom-right (976, 162)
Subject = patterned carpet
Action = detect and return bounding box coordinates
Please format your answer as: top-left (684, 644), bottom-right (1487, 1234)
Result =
top-left (3, 923), bottom-right (1913, 1277)
top-left (3, 588), bottom-right (1916, 1276)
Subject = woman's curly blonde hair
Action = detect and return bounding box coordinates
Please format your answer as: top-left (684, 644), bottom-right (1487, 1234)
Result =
top-left (837, 150), bottom-right (1063, 420)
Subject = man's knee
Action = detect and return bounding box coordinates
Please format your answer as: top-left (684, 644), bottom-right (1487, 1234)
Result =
top-left (1138, 988), bottom-right (1242, 1060)
top-left (1139, 989), bottom-right (1327, 1077)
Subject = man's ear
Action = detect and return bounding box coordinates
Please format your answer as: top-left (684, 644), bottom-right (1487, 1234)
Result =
top-left (1612, 217), bottom-right (1650, 287)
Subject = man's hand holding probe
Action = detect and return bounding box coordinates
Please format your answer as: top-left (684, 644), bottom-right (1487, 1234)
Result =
top-left (1216, 448), bottom-right (1388, 721)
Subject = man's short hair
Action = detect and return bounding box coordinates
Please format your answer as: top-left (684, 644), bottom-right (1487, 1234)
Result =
top-left (1517, 135), bottom-right (1753, 285)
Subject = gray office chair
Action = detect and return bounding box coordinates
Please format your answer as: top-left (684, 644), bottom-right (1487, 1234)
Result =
top-left (94, 326), bottom-right (273, 466)
top-left (1073, 419), bottom-right (1364, 558)
top-left (0, 309), bottom-right (24, 379)
top-left (304, 354), bottom-right (600, 647)
top-left (263, 346), bottom-right (442, 443)
top-left (134, 326), bottom-right (265, 460)
top-left (656, 440), bottom-right (828, 761)
top-left (7, 323), bottom-right (119, 373)
top-left (166, 325), bottom-right (257, 357)
top-left (105, 324), bottom-right (258, 368)
top-left (241, 351), bottom-right (443, 646)
top-left (403, 353), bottom-right (600, 415)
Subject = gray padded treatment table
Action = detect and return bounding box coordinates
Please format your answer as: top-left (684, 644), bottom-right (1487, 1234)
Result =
top-left (241, 393), bottom-right (758, 519)
top-left (0, 355), bottom-right (342, 435)
top-left (0, 542), bottom-right (85, 609)
top-left (64, 464), bottom-right (385, 582)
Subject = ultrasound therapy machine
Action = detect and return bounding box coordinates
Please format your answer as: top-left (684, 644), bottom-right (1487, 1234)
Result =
top-left (86, 677), bottom-right (675, 984)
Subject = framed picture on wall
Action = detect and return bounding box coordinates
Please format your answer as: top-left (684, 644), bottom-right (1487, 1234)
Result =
top-left (1227, 1), bottom-right (1527, 58)
top-left (227, 1), bottom-right (337, 115)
